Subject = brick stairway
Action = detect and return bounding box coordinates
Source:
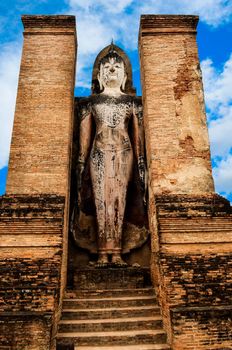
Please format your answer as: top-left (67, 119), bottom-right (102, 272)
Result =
top-left (56, 267), bottom-right (171, 350)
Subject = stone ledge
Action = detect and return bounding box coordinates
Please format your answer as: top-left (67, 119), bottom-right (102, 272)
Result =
top-left (139, 15), bottom-right (198, 35)
top-left (154, 194), bottom-right (231, 217)
top-left (0, 312), bottom-right (53, 317)
top-left (22, 15), bottom-right (76, 29)
top-left (0, 194), bottom-right (65, 218)
top-left (171, 305), bottom-right (232, 313)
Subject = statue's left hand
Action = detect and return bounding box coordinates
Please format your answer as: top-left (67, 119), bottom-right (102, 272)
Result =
top-left (76, 161), bottom-right (85, 205)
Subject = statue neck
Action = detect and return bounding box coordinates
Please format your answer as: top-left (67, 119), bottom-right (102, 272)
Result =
top-left (101, 86), bottom-right (124, 97)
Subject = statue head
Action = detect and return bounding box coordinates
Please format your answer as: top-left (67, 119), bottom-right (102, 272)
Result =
top-left (91, 43), bottom-right (136, 95)
top-left (98, 50), bottom-right (127, 93)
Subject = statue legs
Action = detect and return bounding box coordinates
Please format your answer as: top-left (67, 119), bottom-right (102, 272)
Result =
top-left (90, 146), bottom-right (133, 264)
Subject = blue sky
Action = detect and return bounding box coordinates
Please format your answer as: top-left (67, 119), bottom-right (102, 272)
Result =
top-left (0, 0), bottom-right (232, 201)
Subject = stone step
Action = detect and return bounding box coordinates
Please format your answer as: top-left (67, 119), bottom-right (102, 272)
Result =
top-left (62, 295), bottom-right (157, 309)
top-left (161, 227), bottom-right (232, 232)
top-left (65, 287), bottom-right (154, 298)
top-left (56, 329), bottom-right (167, 346)
top-left (61, 305), bottom-right (160, 320)
top-left (76, 345), bottom-right (171, 350)
top-left (58, 316), bottom-right (163, 332)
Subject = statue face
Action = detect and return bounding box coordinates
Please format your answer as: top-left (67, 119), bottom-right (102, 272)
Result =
top-left (99, 57), bottom-right (126, 91)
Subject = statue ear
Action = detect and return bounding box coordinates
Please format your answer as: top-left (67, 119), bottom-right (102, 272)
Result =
top-left (97, 73), bottom-right (103, 91)
top-left (98, 63), bottom-right (104, 91)
top-left (122, 74), bottom-right (127, 91)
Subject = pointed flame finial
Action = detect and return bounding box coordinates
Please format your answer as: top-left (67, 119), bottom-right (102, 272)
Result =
top-left (108, 39), bottom-right (116, 54)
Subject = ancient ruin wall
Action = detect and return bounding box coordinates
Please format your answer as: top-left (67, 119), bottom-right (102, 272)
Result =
top-left (1, 16), bottom-right (77, 349)
top-left (6, 15), bottom-right (76, 195)
top-left (0, 195), bottom-right (65, 349)
top-left (139, 15), bottom-right (214, 195)
top-left (139, 16), bottom-right (232, 350)
top-left (154, 195), bottom-right (232, 349)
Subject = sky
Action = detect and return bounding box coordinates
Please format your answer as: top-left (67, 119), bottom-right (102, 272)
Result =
top-left (0, 0), bottom-right (232, 201)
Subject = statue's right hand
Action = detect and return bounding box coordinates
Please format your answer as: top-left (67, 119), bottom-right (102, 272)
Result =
top-left (77, 163), bottom-right (85, 190)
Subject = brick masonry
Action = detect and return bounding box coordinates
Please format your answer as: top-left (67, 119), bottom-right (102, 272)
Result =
top-left (6, 15), bottom-right (76, 196)
top-left (0, 195), bottom-right (65, 349)
top-left (2, 15), bottom-right (77, 349)
top-left (150, 194), bottom-right (232, 349)
top-left (139, 16), bottom-right (232, 350)
top-left (139, 15), bottom-right (214, 195)
top-left (2, 14), bottom-right (231, 350)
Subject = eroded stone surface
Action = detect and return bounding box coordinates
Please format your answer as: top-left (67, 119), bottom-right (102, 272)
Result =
top-left (150, 194), bottom-right (232, 350)
top-left (139, 15), bottom-right (214, 195)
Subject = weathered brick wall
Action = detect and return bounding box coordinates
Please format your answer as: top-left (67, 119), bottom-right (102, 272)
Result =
top-left (6, 15), bottom-right (76, 195)
top-left (0, 316), bottom-right (52, 350)
top-left (3, 16), bottom-right (77, 348)
top-left (171, 309), bottom-right (232, 349)
top-left (0, 195), bottom-right (65, 349)
top-left (151, 195), bottom-right (232, 349)
top-left (139, 15), bottom-right (214, 195)
top-left (139, 15), bottom-right (229, 349)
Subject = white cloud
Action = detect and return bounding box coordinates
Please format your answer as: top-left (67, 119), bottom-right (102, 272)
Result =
top-left (201, 55), bottom-right (232, 157)
top-left (140, 0), bottom-right (232, 26)
top-left (201, 54), bottom-right (232, 197)
top-left (208, 107), bottom-right (232, 157)
top-left (213, 154), bottom-right (232, 195)
top-left (0, 42), bottom-right (21, 169)
top-left (76, 14), bottom-right (114, 56)
top-left (202, 55), bottom-right (232, 112)
top-left (69, 0), bottom-right (133, 14)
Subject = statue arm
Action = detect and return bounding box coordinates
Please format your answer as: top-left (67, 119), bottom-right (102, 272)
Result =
top-left (132, 101), bottom-right (147, 201)
top-left (77, 103), bottom-right (93, 201)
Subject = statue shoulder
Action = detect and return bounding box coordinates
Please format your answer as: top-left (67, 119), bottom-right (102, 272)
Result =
top-left (77, 97), bottom-right (92, 120)
top-left (132, 96), bottom-right (143, 124)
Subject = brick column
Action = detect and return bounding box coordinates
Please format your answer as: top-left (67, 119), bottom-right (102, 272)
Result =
top-left (139, 16), bottom-right (232, 350)
top-left (2, 16), bottom-right (77, 349)
top-left (139, 15), bottom-right (214, 195)
top-left (6, 15), bottom-right (76, 195)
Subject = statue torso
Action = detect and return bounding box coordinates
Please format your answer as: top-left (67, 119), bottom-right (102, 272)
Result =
top-left (91, 95), bottom-right (134, 151)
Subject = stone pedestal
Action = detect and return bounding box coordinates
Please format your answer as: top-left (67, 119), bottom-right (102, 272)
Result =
top-left (72, 267), bottom-right (151, 290)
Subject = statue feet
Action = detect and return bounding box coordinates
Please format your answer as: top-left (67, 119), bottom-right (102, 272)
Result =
top-left (111, 253), bottom-right (127, 266)
top-left (95, 252), bottom-right (127, 267)
top-left (96, 253), bottom-right (108, 267)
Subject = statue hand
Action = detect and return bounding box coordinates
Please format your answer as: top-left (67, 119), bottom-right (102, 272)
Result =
top-left (76, 162), bottom-right (85, 206)
top-left (138, 156), bottom-right (147, 206)
top-left (143, 169), bottom-right (148, 206)
top-left (77, 163), bottom-right (84, 188)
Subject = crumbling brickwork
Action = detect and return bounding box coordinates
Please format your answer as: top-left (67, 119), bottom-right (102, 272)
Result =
top-left (139, 15), bottom-right (231, 350)
top-left (139, 15), bottom-right (214, 195)
top-left (6, 15), bottom-right (76, 195)
top-left (2, 13), bottom-right (231, 350)
top-left (2, 16), bottom-right (77, 349)
top-left (0, 195), bottom-right (65, 349)
top-left (151, 194), bottom-right (232, 349)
